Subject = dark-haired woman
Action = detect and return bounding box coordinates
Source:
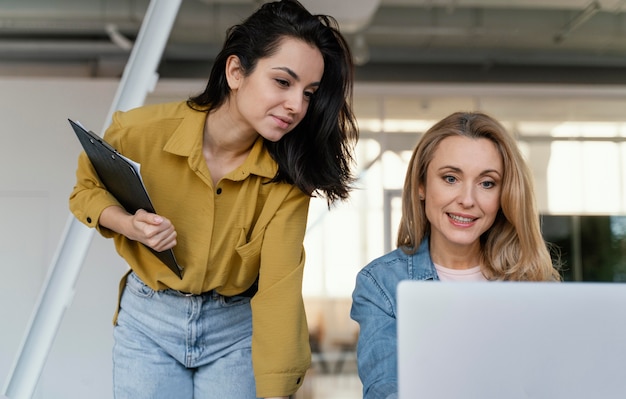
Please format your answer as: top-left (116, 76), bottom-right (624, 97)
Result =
top-left (69, 1), bottom-right (358, 398)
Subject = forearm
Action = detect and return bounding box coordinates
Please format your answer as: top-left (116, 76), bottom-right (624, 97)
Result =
top-left (99, 206), bottom-right (177, 252)
top-left (99, 205), bottom-right (132, 235)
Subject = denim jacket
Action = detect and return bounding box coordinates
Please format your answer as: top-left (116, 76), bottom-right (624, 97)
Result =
top-left (350, 238), bottom-right (438, 399)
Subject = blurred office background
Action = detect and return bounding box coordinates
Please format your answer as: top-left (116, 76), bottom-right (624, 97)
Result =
top-left (1, 0), bottom-right (626, 398)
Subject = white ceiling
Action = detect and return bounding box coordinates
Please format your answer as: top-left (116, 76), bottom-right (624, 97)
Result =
top-left (1, 0), bottom-right (626, 84)
top-left (2, 0), bottom-right (626, 132)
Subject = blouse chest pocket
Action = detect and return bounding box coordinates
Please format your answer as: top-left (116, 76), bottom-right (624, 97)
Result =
top-left (235, 226), bottom-right (264, 262)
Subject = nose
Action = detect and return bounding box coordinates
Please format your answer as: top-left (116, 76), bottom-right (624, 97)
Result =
top-left (284, 90), bottom-right (304, 114)
top-left (457, 184), bottom-right (475, 208)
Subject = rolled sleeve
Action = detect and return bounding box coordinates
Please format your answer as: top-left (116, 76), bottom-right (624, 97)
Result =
top-left (69, 149), bottom-right (122, 236)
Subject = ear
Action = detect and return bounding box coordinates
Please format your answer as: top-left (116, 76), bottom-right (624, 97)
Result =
top-left (418, 184), bottom-right (425, 201)
top-left (225, 55), bottom-right (243, 90)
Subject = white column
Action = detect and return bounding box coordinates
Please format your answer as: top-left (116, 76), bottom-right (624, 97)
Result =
top-left (2, 1), bottom-right (182, 398)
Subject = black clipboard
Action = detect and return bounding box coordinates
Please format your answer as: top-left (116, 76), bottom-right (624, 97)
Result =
top-left (69, 118), bottom-right (183, 278)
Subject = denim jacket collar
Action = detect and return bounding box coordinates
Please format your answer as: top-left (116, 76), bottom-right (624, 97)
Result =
top-left (406, 236), bottom-right (438, 281)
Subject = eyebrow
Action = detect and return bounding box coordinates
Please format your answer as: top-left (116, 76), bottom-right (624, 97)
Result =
top-left (438, 165), bottom-right (502, 177)
top-left (272, 66), bottom-right (321, 87)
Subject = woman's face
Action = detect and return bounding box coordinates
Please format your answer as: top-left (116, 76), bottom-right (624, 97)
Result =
top-left (419, 135), bottom-right (503, 253)
top-left (227, 37), bottom-right (324, 142)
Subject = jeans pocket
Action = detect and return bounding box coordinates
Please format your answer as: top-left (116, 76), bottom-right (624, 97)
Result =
top-left (125, 272), bottom-right (155, 299)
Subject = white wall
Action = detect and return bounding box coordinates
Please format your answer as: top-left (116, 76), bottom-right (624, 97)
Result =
top-left (0, 76), bottom-right (362, 399)
top-left (3, 76), bottom-right (624, 399)
top-left (1, 77), bottom-right (133, 399)
top-left (0, 76), bottom-right (361, 399)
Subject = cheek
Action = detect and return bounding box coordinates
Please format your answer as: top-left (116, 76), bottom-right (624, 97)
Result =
top-left (426, 185), bottom-right (450, 208)
top-left (288, 102), bottom-right (310, 127)
top-left (296, 94), bottom-right (312, 112)
top-left (484, 195), bottom-right (502, 219)
top-left (423, 200), bottom-right (440, 224)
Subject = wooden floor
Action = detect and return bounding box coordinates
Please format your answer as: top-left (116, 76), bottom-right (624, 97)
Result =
top-left (295, 371), bottom-right (361, 399)
top-left (294, 354), bottom-right (361, 399)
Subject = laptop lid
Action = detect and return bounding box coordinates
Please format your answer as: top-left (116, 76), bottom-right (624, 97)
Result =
top-left (397, 281), bottom-right (626, 399)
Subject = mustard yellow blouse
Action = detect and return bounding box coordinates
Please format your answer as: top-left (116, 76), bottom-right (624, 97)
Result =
top-left (69, 101), bottom-right (311, 397)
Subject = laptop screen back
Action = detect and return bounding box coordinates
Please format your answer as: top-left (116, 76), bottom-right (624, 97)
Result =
top-left (397, 281), bottom-right (626, 399)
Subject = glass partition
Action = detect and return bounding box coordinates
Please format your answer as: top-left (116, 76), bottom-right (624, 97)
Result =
top-left (296, 84), bottom-right (626, 397)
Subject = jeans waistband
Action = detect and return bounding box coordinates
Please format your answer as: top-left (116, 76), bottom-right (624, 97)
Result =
top-left (170, 282), bottom-right (257, 299)
top-left (171, 289), bottom-right (215, 298)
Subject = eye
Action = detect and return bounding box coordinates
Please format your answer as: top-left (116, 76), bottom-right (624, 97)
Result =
top-left (304, 90), bottom-right (316, 101)
top-left (275, 78), bottom-right (290, 87)
top-left (480, 180), bottom-right (496, 189)
top-left (443, 175), bottom-right (457, 184)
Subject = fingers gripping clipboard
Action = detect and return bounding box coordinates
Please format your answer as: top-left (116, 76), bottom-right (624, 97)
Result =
top-left (69, 119), bottom-right (183, 278)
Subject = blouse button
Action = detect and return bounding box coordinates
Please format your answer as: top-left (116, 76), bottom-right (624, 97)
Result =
top-left (216, 188), bottom-right (222, 195)
top-left (86, 217), bottom-right (92, 224)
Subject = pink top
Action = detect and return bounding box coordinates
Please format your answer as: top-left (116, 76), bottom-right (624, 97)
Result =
top-left (434, 264), bottom-right (487, 281)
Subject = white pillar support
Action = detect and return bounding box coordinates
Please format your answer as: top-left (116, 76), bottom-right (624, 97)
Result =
top-left (2, 1), bottom-right (182, 398)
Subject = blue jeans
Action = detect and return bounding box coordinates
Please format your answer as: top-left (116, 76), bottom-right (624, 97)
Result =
top-left (113, 272), bottom-right (257, 399)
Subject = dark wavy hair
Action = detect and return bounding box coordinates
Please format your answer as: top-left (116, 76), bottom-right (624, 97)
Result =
top-left (187, 0), bottom-right (358, 205)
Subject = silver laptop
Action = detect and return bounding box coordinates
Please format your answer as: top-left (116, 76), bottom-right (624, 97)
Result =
top-left (397, 281), bottom-right (626, 399)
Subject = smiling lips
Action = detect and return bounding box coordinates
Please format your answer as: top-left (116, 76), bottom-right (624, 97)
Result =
top-left (448, 213), bottom-right (477, 225)
top-left (273, 115), bottom-right (292, 129)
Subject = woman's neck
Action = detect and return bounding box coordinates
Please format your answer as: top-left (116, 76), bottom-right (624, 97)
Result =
top-left (429, 239), bottom-right (482, 270)
top-left (202, 106), bottom-right (258, 186)
top-left (204, 104), bottom-right (258, 156)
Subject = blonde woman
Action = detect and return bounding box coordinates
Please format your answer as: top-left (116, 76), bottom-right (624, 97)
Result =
top-left (350, 111), bottom-right (560, 399)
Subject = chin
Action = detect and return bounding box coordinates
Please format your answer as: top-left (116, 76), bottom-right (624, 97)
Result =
top-left (446, 234), bottom-right (482, 247)
top-left (259, 130), bottom-right (288, 142)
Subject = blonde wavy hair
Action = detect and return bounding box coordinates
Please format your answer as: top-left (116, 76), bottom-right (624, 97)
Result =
top-left (397, 111), bottom-right (561, 281)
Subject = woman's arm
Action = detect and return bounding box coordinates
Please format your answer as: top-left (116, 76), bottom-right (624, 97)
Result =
top-left (250, 187), bottom-right (311, 398)
top-left (99, 206), bottom-right (177, 252)
top-left (69, 113), bottom-right (177, 251)
top-left (350, 270), bottom-right (400, 399)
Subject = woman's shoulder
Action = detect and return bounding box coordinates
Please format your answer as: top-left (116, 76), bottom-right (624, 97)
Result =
top-left (112, 100), bottom-right (194, 127)
top-left (352, 248), bottom-right (425, 313)
top-left (357, 248), bottom-right (413, 285)
top-left (362, 248), bottom-right (410, 271)
top-left (358, 242), bottom-right (436, 284)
